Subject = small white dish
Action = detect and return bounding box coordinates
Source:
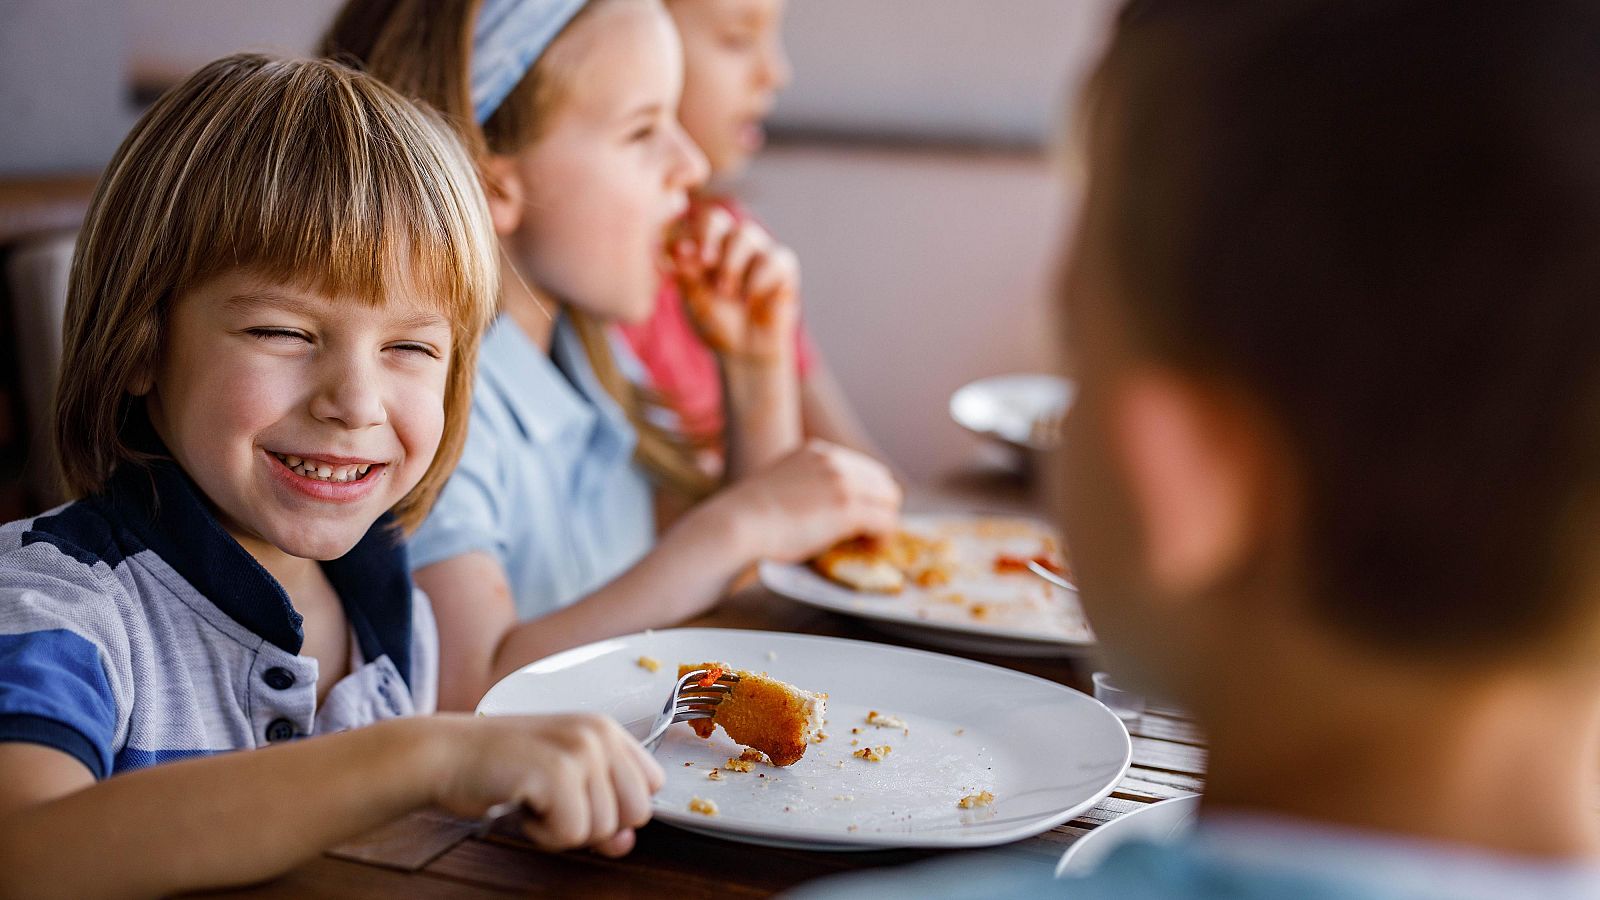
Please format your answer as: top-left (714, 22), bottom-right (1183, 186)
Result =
top-left (478, 628), bottom-right (1130, 851)
top-left (1055, 795), bottom-right (1201, 877)
top-left (950, 373), bottom-right (1075, 450)
top-left (760, 514), bottom-right (1095, 657)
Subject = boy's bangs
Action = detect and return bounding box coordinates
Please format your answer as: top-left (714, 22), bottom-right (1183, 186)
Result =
top-left (172, 59), bottom-right (496, 334)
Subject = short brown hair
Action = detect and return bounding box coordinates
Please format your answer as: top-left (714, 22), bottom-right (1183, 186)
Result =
top-left (1080, 0), bottom-right (1600, 657)
top-left (56, 53), bottom-right (499, 532)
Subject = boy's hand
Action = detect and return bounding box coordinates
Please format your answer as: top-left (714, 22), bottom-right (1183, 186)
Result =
top-left (431, 713), bottom-right (664, 857)
top-left (713, 440), bottom-right (902, 561)
top-left (670, 203), bottom-right (800, 363)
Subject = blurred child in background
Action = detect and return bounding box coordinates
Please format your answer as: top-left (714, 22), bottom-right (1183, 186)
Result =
top-left (322, 0), bottom-right (901, 711)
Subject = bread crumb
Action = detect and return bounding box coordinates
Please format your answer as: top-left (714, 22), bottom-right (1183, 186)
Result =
top-left (833, 795), bottom-right (855, 802)
top-left (811, 731), bottom-right (829, 743)
top-left (853, 745), bottom-right (891, 762)
top-left (851, 727), bottom-right (861, 734)
top-left (706, 768), bottom-right (723, 781)
top-left (866, 710), bottom-right (907, 730)
top-left (969, 603), bottom-right (994, 620)
top-left (689, 797), bottom-right (718, 816)
top-left (953, 728), bottom-right (965, 736)
top-left (724, 757), bottom-right (754, 773)
top-left (849, 739), bottom-right (858, 746)
top-left (957, 791), bottom-right (995, 809)
top-left (739, 749), bottom-right (765, 763)
top-left (636, 655), bottom-right (661, 673)
top-left (847, 824), bottom-right (859, 832)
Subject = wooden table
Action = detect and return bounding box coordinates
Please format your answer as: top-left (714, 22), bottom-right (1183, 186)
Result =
top-left (204, 477), bottom-right (1207, 898)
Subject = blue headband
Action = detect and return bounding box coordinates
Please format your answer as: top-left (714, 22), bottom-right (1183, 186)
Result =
top-left (470, 0), bottom-right (588, 124)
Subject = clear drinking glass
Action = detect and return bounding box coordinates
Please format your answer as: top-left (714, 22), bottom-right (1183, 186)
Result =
top-left (1092, 670), bottom-right (1145, 724)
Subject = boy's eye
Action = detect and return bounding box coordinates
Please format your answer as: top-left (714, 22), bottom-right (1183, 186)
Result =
top-left (387, 341), bottom-right (442, 359)
top-left (247, 327), bottom-right (310, 344)
top-left (629, 123), bottom-right (657, 143)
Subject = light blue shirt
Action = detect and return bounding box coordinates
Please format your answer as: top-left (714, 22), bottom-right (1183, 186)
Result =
top-left (410, 312), bottom-right (654, 619)
top-left (787, 812), bottom-right (1600, 900)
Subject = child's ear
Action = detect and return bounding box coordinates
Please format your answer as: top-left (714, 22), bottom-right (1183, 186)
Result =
top-left (1110, 371), bottom-right (1273, 597)
top-left (478, 154), bottom-right (526, 237)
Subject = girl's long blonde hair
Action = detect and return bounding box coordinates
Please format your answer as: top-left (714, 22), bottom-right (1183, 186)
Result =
top-left (55, 54), bottom-right (500, 532)
top-left (323, 0), bottom-right (715, 500)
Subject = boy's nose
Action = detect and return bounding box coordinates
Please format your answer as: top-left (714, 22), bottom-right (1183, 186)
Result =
top-left (309, 358), bottom-right (388, 430)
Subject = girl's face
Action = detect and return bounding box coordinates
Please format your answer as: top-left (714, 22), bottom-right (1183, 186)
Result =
top-left (145, 270), bottom-right (453, 565)
top-left (669, 0), bottom-right (791, 176)
top-left (503, 0), bottom-right (709, 324)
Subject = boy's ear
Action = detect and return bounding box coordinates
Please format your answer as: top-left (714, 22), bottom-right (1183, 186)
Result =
top-left (1110, 371), bottom-right (1271, 597)
top-left (478, 154), bottom-right (526, 237)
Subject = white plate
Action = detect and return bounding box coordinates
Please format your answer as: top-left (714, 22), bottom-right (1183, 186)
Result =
top-left (1056, 795), bottom-right (1201, 877)
top-left (478, 628), bottom-right (1130, 851)
top-left (950, 374), bottom-right (1075, 450)
top-left (759, 515), bottom-right (1096, 657)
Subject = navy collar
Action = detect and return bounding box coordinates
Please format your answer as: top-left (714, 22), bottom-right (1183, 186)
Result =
top-left (101, 456), bottom-right (417, 688)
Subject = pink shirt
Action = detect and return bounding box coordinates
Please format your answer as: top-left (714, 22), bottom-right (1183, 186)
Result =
top-left (618, 202), bottom-right (816, 442)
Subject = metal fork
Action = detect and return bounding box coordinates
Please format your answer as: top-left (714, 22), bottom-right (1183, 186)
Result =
top-left (477, 668), bottom-right (739, 834)
top-left (642, 668), bottom-right (740, 751)
top-left (1027, 558), bottom-right (1080, 593)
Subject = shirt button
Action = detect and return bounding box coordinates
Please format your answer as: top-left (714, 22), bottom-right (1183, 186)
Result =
top-left (262, 667), bottom-right (295, 691)
top-left (265, 718), bottom-right (297, 743)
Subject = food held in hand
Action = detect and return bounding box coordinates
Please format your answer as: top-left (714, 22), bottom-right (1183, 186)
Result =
top-left (678, 662), bottom-right (826, 766)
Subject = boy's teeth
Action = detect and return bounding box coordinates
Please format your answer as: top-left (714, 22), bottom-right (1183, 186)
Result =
top-left (272, 453), bottom-right (375, 484)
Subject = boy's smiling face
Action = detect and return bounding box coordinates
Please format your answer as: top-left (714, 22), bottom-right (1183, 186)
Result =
top-left (143, 270), bottom-right (452, 563)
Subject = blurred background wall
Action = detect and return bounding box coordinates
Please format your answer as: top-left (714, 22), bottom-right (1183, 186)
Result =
top-left (0, 0), bottom-right (1119, 485)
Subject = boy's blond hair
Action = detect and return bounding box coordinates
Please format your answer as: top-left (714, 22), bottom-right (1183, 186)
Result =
top-left (55, 54), bottom-right (499, 533)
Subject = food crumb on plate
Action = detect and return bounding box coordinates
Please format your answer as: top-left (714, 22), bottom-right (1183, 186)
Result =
top-left (706, 768), bottom-right (722, 780)
top-left (853, 745), bottom-right (891, 762)
top-left (688, 797), bottom-right (718, 816)
top-left (953, 728), bottom-right (966, 736)
top-left (724, 757), bottom-right (754, 773)
top-left (636, 655), bottom-right (661, 673)
top-left (833, 795), bottom-right (855, 802)
top-left (957, 791), bottom-right (996, 809)
top-left (847, 824), bottom-right (859, 832)
top-left (811, 731), bottom-right (829, 744)
top-left (866, 710), bottom-right (907, 730)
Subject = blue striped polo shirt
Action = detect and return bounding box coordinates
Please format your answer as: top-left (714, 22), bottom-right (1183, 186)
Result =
top-left (0, 457), bottom-right (437, 778)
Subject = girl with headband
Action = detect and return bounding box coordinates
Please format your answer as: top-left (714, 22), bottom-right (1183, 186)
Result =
top-left (323, 0), bottom-right (902, 711)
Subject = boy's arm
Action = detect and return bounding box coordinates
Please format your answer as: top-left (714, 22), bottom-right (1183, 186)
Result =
top-left (0, 713), bottom-right (661, 899)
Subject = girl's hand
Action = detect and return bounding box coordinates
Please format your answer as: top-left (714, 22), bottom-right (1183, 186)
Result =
top-left (670, 204), bottom-right (800, 363)
top-left (713, 439), bottom-right (902, 562)
top-left (430, 713), bottom-right (664, 858)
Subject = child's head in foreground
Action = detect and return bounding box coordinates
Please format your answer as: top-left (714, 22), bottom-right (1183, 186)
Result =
top-left (1059, 0), bottom-right (1600, 709)
top-left (54, 53), bottom-right (498, 561)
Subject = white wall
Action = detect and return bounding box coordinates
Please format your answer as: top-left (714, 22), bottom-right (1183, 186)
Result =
top-left (741, 145), bottom-right (1072, 481)
top-left (122, 0), bottom-right (1119, 146)
top-left (0, 0), bottom-right (133, 175)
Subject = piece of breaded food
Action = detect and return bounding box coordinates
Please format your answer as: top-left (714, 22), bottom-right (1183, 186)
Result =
top-left (678, 662), bottom-right (826, 766)
top-left (811, 535), bottom-right (905, 594)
